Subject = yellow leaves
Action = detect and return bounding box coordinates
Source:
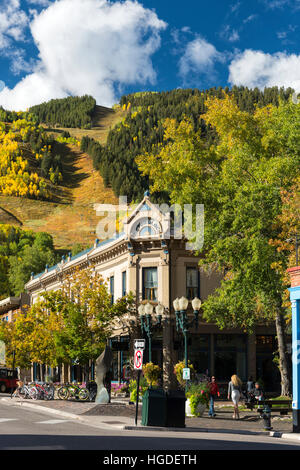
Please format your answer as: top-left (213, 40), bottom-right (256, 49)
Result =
top-left (0, 118), bottom-right (48, 198)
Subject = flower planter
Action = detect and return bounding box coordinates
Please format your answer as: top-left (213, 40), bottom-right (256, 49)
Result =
top-left (185, 398), bottom-right (206, 417)
top-left (141, 388), bottom-right (167, 426)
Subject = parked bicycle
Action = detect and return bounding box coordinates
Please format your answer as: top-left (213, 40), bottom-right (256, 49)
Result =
top-left (32, 382), bottom-right (55, 400)
top-left (57, 382), bottom-right (90, 401)
top-left (12, 381), bottom-right (38, 400)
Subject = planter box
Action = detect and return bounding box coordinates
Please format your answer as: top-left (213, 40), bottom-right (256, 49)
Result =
top-left (186, 398), bottom-right (206, 417)
top-left (141, 388), bottom-right (167, 427)
top-left (166, 390), bottom-right (186, 427)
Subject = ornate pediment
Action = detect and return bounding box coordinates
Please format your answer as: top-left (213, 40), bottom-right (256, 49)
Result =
top-left (123, 192), bottom-right (170, 241)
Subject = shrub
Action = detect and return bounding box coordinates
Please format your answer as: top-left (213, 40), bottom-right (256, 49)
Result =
top-left (174, 361), bottom-right (195, 388)
top-left (186, 382), bottom-right (210, 416)
top-left (142, 362), bottom-right (161, 388)
top-left (128, 376), bottom-right (148, 402)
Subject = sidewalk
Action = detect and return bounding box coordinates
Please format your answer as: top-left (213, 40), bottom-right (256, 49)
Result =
top-left (1, 396), bottom-right (296, 439)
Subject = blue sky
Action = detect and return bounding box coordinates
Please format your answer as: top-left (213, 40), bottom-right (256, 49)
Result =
top-left (0, 0), bottom-right (300, 110)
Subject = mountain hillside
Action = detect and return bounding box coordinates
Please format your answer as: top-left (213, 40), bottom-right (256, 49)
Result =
top-left (0, 102), bottom-right (125, 250)
top-left (82, 86), bottom-right (294, 203)
top-left (0, 87), bottom-right (295, 249)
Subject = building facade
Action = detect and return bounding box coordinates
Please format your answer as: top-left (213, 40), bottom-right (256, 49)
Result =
top-left (24, 193), bottom-right (282, 391)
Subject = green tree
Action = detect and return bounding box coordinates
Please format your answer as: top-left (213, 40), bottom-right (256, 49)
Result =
top-left (0, 267), bottom-right (134, 371)
top-left (137, 94), bottom-right (300, 396)
top-left (9, 240), bottom-right (57, 295)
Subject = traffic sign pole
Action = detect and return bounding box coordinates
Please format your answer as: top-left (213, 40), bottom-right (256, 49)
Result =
top-left (133, 342), bottom-right (144, 426)
top-left (135, 369), bottom-right (141, 426)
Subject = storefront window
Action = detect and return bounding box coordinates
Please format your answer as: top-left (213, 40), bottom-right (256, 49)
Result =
top-left (214, 334), bottom-right (247, 382)
top-left (256, 335), bottom-right (281, 392)
top-left (176, 334), bottom-right (210, 376)
top-left (110, 336), bottom-right (130, 383)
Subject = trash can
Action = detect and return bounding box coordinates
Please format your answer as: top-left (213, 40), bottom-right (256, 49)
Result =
top-left (141, 388), bottom-right (167, 427)
top-left (166, 390), bottom-right (186, 427)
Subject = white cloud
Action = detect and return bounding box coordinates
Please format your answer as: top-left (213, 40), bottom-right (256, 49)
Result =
top-left (220, 25), bottom-right (240, 42)
top-left (0, 0), bottom-right (28, 49)
top-left (263, 0), bottom-right (300, 9)
top-left (0, 0), bottom-right (167, 110)
top-left (26, 0), bottom-right (52, 6)
top-left (243, 14), bottom-right (257, 24)
top-left (229, 49), bottom-right (300, 91)
top-left (179, 37), bottom-right (223, 80)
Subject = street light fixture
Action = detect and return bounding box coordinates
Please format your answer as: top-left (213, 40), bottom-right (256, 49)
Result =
top-left (139, 302), bottom-right (163, 363)
top-left (173, 296), bottom-right (201, 374)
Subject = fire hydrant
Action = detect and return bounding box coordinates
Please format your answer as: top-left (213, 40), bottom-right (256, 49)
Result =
top-left (262, 404), bottom-right (272, 431)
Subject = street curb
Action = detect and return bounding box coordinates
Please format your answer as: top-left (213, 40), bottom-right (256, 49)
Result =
top-left (270, 431), bottom-right (300, 442)
top-left (123, 425), bottom-right (269, 436)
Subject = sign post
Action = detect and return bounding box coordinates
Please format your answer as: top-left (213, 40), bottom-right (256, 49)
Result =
top-left (10, 350), bottom-right (15, 399)
top-left (134, 341), bottom-right (144, 426)
top-left (287, 266), bottom-right (300, 432)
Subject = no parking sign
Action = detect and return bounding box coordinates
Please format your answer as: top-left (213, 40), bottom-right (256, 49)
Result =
top-left (134, 349), bottom-right (144, 370)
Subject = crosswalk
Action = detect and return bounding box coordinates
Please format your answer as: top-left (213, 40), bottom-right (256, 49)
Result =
top-left (0, 418), bottom-right (18, 423)
top-left (36, 419), bottom-right (71, 425)
top-left (0, 417), bottom-right (70, 425)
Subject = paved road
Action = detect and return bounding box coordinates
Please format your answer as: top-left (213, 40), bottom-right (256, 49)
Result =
top-left (0, 401), bottom-right (299, 451)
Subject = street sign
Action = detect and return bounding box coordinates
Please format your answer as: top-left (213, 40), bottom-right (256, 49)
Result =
top-left (134, 349), bottom-right (144, 370)
top-left (134, 339), bottom-right (145, 350)
top-left (182, 368), bottom-right (190, 380)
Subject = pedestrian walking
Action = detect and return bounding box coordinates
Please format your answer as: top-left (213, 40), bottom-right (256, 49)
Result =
top-left (208, 376), bottom-right (220, 417)
top-left (227, 374), bottom-right (243, 420)
top-left (253, 381), bottom-right (264, 402)
top-left (247, 376), bottom-right (254, 394)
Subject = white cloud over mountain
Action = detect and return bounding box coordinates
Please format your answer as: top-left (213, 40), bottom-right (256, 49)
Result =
top-left (179, 37), bottom-right (223, 81)
top-left (229, 49), bottom-right (300, 91)
top-left (0, 0), bottom-right (167, 110)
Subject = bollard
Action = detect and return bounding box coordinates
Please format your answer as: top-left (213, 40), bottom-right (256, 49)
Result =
top-left (262, 404), bottom-right (272, 431)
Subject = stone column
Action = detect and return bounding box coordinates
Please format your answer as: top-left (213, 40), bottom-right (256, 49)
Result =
top-left (210, 334), bottom-right (215, 376)
top-left (127, 255), bottom-right (140, 375)
top-left (247, 332), bottom-right (256, 380)
top-left (287, 266), bottom-right (300, 432)
top-left (61, 363), bottom-right (69, 383)
top-left (160, 255), bottom-right (177, 389)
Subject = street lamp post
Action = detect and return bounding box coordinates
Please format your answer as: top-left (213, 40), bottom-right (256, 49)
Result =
top-left (173, 296), bottom-right (202, 371)
top-left (138, 302), bottom-right (163, 363)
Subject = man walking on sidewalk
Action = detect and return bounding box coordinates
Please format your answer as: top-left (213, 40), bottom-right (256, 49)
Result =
top-left (208, 376), bottom-right (220, 418)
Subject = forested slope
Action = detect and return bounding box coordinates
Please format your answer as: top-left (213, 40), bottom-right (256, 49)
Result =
top-left (29, 95), bottom-right (97, 129)
top-left (81, 86), bottom-right (294, 202)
